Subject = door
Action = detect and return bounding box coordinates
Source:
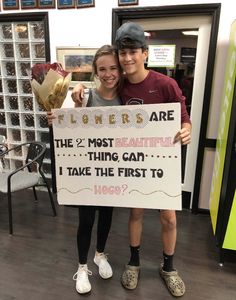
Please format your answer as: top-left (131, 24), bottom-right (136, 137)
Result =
top-left (112, 4), bottom-right (221, 209)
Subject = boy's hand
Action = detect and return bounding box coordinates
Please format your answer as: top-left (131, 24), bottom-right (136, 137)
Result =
top-left (174, 127), bottom-right (191, 145)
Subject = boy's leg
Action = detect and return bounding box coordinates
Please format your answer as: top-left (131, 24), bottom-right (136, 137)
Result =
top-left (129, 208), bottom-right (144, 247)
top-left (121, 208), bottom-right (144, 290)
top-left (160, 210), bottom-right (176, 260)
top-left (159, 210), bottom-right (185, 297)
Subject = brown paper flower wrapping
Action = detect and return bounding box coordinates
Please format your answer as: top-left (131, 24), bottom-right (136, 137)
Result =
top-left (31, 63), bottom-right (71, 111)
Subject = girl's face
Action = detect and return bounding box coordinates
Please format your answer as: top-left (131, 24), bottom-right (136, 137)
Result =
top-left (96, 54), bottom-right (120, 89)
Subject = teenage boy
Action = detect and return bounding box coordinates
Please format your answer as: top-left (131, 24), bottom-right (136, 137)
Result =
top-left (115, 22), bottom-right (191, 297)
top-left (71, 22), bottom-right (191, 297)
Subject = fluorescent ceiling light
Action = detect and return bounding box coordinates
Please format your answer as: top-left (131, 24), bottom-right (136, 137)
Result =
top-left (182, 31), bottom-right (199, 36)
top-left (144, 31), bottom-right (151, 37)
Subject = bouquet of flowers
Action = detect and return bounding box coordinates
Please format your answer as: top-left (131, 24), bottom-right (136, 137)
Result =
top-left (31, 62), bottom-right (71, 111)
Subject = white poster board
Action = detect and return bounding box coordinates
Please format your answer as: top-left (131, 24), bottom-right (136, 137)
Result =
top-left (148, 45), bottom-right (176, 68)
top-left (52, 103), bottom-right (182, 210)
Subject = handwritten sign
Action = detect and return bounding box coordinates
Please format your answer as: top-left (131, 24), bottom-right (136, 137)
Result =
top-left (52, 103), bottom-right (182, 210)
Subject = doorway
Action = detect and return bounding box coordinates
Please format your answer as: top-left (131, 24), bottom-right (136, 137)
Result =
top-left (144, 28), bottom-right (197, 185)
top-left (112, 4), bottom-right (221, 209)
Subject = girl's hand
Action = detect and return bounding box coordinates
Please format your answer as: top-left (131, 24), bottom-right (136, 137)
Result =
top-left (46, 111), bottom-right (56, 126)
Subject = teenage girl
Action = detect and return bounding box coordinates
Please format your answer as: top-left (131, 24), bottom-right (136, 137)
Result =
top-left (47, 45), bottom-right (122, 294)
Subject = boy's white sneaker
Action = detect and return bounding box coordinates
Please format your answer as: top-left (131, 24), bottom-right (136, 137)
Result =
top-left (94, 252), bottom-right (113, 279)
top-left (73, 264), bottom-right (92, 294)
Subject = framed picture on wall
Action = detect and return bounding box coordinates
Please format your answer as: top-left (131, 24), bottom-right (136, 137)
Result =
top-left (3, 0), bottom-right (20, 10)
top-left (56, 47), bottom-right (98, 87)
top-left (76, 0), bottom-right (94, 8)
top-left (118, 0), bottom-right (138, 6)
top-left (57, 0), bottom-right (75, 9)
top-left (38, 0), bottom-right (55, 8)
top-left (20, 0), bottom-right (37, 9)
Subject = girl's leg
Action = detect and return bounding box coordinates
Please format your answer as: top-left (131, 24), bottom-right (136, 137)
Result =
top-left (77, 206), bottom-right (96, 263)
top-left (94, 206), bottom-right (113, 279)
top-left (74, 206), bottom-right (96, 295)
top-left (96, 206), bottom-right (113, 252)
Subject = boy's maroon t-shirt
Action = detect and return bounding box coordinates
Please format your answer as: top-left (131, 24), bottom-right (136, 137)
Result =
top-left (121, 70), bottom-right (191, 124)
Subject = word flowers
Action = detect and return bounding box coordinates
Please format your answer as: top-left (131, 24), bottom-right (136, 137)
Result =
top-left (53, 106), bottom-right (175, 129)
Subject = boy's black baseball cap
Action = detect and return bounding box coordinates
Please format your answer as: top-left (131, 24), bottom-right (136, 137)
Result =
top-left (115, 22), bottom-right (147, 49)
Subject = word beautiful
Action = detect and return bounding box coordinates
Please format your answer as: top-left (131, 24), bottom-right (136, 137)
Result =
top-left (54, 136), bottom-right (173, 149)
top-left (54, 107), bottom-right (175, 128)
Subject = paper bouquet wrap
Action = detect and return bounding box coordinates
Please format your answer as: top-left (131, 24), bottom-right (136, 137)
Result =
top-left (31, 63), bottom-right (71, 111)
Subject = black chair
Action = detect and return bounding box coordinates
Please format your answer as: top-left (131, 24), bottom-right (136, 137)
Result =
top-left (0, 141), bottom-right (57, 234)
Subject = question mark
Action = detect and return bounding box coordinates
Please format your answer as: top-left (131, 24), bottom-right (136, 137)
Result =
top-left (122, 184), bottom-right (128, 195)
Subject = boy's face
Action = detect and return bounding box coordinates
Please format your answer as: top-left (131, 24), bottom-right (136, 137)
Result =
top-left (118, 48), bottom-right (148, 78)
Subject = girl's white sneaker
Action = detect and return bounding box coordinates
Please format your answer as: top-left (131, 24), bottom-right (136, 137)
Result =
top-left (94, 252), bottom-right (113, 279)
top-left (73, 264), bottom-right (92, 294)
